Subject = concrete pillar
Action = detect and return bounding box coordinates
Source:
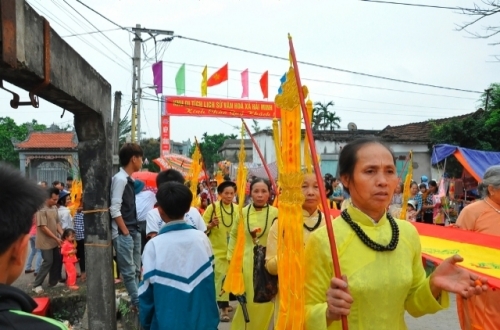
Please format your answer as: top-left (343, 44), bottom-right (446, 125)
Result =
top-left (18, 153), bottom-right (26, 177)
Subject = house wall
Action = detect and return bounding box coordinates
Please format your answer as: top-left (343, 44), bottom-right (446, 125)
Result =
top-left (251, 135), bottom-right (432, 179)
top-left (387, 144), bottom-right (431, 180)
top-left (252, 134), bottom-right (344, 165)
top-left (220, 148), bottom-right (252, 163)
top-left (19, 151), bottom-right (79, 182)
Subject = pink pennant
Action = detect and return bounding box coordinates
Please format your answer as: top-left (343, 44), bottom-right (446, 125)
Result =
top-left (241, 69), bottom-right (249, 98)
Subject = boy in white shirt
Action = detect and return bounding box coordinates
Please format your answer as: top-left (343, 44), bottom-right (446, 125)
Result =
top-left (145, 169), bottom-right (207, 239)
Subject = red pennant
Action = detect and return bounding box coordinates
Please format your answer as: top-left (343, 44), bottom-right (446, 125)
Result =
top-left (259, 71), bottom-right (268, 99)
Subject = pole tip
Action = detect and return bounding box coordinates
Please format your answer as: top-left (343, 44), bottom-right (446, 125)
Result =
top-left (288, 33), bottom-right (292, 40)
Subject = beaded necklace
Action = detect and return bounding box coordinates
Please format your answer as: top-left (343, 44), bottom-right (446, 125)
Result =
top-left (303, 211), bottom-right (322, 232)
top-left (340, 210), bottom-right (399, 251)
top-left (219, 202), bottom-right (234, 227)
top-left (246, 204), bottom-right (270, 240)
top-left (484, 199), bottom-right (500, 214)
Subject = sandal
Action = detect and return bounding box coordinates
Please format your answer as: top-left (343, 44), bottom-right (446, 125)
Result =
top-left (220, 313), bottom-right (230, 322)
top-left (68, 285), bottom-right (79, 290)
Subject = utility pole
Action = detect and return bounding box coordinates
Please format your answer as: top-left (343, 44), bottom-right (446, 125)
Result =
top-left (130, 25), bottom-right (174, 143)
top-left (485, 88), bottom-right (493, 112)
top-left (131, 24), bottom-right (142, 143)
top-left (112, 91), bottom-right (122, 173)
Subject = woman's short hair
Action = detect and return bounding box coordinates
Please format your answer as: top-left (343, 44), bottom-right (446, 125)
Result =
top-left (338, 137), bottom-right (395, 194)
top-left (478, 165), bottom-right (500, 197)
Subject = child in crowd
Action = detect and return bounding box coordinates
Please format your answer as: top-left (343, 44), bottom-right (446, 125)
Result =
top-left (24, 214), bottom-right (42, 276)
top-left (0, 162), bottom-right (68, 329)
top-left (139, 182), bottom-right (219, 330)
top-left (406, 200), bottom-right (417, 222)
top-left (61, 228), bottom-right (79, 290)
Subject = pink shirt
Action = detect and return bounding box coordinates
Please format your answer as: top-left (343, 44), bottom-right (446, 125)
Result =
top-left (29, 215), bottom-right (37, 236)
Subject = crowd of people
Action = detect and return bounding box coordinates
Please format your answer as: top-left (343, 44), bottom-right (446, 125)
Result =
top-left (0, 137), bottom-right (497, 330)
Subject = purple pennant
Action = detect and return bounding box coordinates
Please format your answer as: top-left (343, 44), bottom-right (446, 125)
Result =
top-left (152, 61), bottom-right (163, 95)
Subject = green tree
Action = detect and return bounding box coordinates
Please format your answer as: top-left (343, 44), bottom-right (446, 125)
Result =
top-left (312, 101), bottom-right (340, 131)
top-left (0, 117), bottom-right (46, 165)
top-left (119, 116), bottom-right (132, 145)
top-left (429, 108), bottom-right (500, 177)
top-left (140, 138), bottom-right (160, 172)
top-left (480, 83), bottom-right (500, 111)
top-left (190, 132), bottom-right (237, 172)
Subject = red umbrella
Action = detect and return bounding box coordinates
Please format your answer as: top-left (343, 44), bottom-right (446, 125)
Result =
top-left (132, 171), bottom-right (158, 189)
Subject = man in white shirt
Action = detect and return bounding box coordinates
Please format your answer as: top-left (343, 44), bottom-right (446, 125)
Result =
top-left (145, 169), bottom-right (207, 240)
top-left (134, 180), bottom-right (156, 253)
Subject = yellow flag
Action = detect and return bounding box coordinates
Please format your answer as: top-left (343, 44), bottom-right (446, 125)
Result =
top-left (400, 151), bottom-right (413, 220)
top-left (201, 65), bottom-right (208, 97)
top-left (189, 144), bottom-right (203, 207)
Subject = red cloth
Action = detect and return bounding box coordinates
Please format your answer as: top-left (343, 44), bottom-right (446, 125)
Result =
top-left (64, 261), bottom-right (77, 286)
top-left (61, 240), bottom-right (78, 263)
top-left (61, 240), bottom-right (78, 286)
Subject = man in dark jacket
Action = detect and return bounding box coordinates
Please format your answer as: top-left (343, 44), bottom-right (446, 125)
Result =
top-left (110, 143), bottom-right (143, 310)
top-left (0, 162), bottom-right (67, 329)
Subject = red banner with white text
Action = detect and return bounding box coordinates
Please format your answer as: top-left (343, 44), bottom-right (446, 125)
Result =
top-left (165, 96), bottom-right (281, 119)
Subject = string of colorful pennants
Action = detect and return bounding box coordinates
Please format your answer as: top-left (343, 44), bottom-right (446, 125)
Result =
top-left (152, 61), bottom-right (287, 99)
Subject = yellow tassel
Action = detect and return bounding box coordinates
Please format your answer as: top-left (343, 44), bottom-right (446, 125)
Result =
top-left (222, 123), bottom-right (247, 295)
top-left (274, 65), bottom-right (306, 329)
top-left (304, 99), bottom-right (313, 173)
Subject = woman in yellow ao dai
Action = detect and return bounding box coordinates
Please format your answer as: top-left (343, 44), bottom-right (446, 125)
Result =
top-left (203, 181), bottom-right (238, 322)
top-left (227, 178), bottom-right (278, 330)
top-left (265, 173), bottom-right (326, 325)
top-left (304, 138), bottom-right (489, 330)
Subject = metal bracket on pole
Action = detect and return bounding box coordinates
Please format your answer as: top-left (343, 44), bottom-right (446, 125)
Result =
top-left (0, 17), bottom-right (51, 109)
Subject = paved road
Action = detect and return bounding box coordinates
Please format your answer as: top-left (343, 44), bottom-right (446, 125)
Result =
top-left (17, 245), bottom-right (459, 330)
top-left (218, 296), bottom-right (459, 330)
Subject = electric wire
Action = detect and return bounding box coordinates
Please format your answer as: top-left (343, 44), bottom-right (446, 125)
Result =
top-left (359, 0), bottom-right (470, 10)
top-left (75, 0), bottom-right (133, 33)
top-left (60, 0), bottom-right (131, 58)
top-left (174, 35), bottom-right (482, 94)
top-left (27, 1), bottom-right (130, 72)
top-left (159, 62), bottom-right (474, 114)
top-left (160, 60), bottom-right (477, 101)
top-left (61, 28), bottom-right (122, 38)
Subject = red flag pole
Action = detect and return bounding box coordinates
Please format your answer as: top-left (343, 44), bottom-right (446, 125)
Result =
top-left (195, 137), bottom-right (217, 206)
top-left (241, 119), bottom-right (278, 195)
top-left (288, 34), bottom-right (348, 330)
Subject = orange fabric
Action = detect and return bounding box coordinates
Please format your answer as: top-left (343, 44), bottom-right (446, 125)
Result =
top-left (453, 150), bottom-right (481, 182)
top-left (455, 199), bottom-right (500, 330)
top-left (456, 198), bottom-right (500, 236)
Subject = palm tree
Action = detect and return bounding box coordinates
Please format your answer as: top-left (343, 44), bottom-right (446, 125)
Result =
top-left (325, 111), bottom-right (341, 130)
top-left (251, 119), bottom-right (262, 133)
top-left (313, 101), bottom-right (338, 131)
top-left (119, 116), bottom-right (132, 144)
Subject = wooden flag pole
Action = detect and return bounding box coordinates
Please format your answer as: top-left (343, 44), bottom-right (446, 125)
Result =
top-left (288, 34), bottom-right (348, 330)
top-left (241, 119), bottom-right (278, 195)
top-left (195, 137), bottom-right (217, 206)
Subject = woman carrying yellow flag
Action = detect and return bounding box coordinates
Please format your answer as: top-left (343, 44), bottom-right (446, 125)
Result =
top-left (203, 181), bottom-right (238, 322)
top-left (227, 178), bottom-right (278, 330)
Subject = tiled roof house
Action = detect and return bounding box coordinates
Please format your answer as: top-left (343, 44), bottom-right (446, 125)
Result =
top-left (13, 126), bottom-right (79, 182)
top-left (378, 109), bottom-right (484, 143)
top-left (376, 110), bottom-right (484, 179)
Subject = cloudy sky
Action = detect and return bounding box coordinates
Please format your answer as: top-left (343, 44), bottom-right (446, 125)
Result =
top-left (5, 0), bottom-right (499, 142)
